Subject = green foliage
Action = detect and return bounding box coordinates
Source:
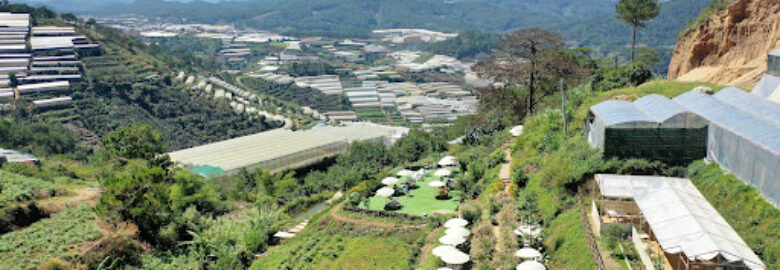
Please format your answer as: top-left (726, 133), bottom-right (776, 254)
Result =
top-left (615, 0), bottom-right (662, 29)
top-left (425, 31), bottom-right (503, 60)
top-left (391, 129), bottom-right (447, 165)
top-left (687, 161), bottom-right (780, 269)
top-left (590, 62), bottom-right (653, 92)
top-left (0, 170), bottom-right (57, 204)
top-left (101, 123), bottom-right (166, 161)
top-left (543, 209), bottom-right (597, 269)
top-left (0, 206), bottom-right (102, 269)
top-left (0, 120), bottom-right (78, 157)
top-left (239, 76), bottom-right (350, 112)
top-left (282, 61), bottom-right (336, 77)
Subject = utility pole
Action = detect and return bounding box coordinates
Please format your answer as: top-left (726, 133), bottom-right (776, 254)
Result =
top-left (560, 79), bottom-right (567, 135)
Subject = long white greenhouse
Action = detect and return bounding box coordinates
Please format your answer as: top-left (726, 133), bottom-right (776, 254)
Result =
top-left (674, 90), bottom-right (780, 208)
top-left (168, 123), bottom-right (408, 174)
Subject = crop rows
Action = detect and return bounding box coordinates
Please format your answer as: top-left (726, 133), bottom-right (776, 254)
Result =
top-left (0, 171), bottom-right (56, 204)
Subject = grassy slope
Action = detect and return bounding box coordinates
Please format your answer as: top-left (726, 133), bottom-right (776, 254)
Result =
top-left (0, 171), bottom-right (56, 205)
top-left (250, 207), bottom-right (429, 270)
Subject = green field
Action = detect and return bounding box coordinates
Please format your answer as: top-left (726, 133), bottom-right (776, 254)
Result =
top-left (0, 206), bottom-right (102, 269)
top-left (250, 214), bottom-right (429, 270)
top-left (368, 172), bottom-right (461, 216)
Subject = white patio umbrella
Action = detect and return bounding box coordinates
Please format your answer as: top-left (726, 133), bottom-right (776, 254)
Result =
top-left (445, 227), bottom-right (471, 238)
top-left (439, 234), bottom-right (467, 246)
top-left (429, 180), bottom-right (446, 187)
top-left (439, 249), bottom-right (470, 265)
top-left (444, 218), bottom-right (468, 228)
top-left (376, 187), bottom-right (395, 198)
top-left (516, 260), bottom-right (546, 270)
top-left (432, 245), bottom-right (459, 257)
top-left (438, 156), bottom-right (457, 167)
top-left (273, 231), bottom-right (295, 239)
top-left (411, 172), bottom-right (424, 181)
top-left (514, 248), bottom-right (543, 259)
top-left (382, 177), bottom-right (400, 185)
top-left (397, 169), bottom-right (414, 177)
top-left (434, 169), bottom-right (452, 177)
top-left (514, 225), bottom-right (542, 237)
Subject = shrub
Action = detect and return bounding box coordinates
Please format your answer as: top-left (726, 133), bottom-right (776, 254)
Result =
top-left (36, 259), bottom-right (70, 270)
top-left (460, 200), bottom-right (482, 224)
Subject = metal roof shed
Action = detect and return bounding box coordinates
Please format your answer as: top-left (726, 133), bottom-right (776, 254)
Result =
top-left (634, 179), bottom-right (765, 270)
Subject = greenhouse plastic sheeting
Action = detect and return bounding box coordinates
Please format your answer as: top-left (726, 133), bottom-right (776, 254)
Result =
top-left (634, 179), bottom-right (766, 270)
top-left (595, 174), bottom-right (673, 199)
top-left (768, 48), bottom-right (780, 76)
top-left (715, 87), bottom-right (780, 126)
top-left (674, 91), bottom-right (780, 207)
top-left (752, 74), bottom-right (780, 99)
top-left (589, 100), bottom-right (657, 128)
top-left (634, 94), bottom-right (706, 128)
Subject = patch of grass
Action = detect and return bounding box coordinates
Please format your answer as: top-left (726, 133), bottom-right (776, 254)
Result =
top-left (0, 205), bottom-right (101, 269)
top-left (368, 173), bottom-right (461, 216)
top-left (413, 52), bottom-right (434, 64)
top-left (543, 209), bottom-right (597, 270)
top-left (687, 161), bottom-right (780, 269)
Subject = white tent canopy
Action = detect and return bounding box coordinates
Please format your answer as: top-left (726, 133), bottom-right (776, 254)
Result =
top-left (397, 169), bottom-right (414, 177)
top-left (273, 231), bottom-right (295, 239)
top-left (510, 125), bottom-right (524, 137)
top-left (428, 180), bottom-right (446, 187)
top-left (444, 218), bottom-right (468, 228)
top-left (382, 177), bottom-right (400, 185)
top-left (438, 155), bottom-right (457, 166)
top-left (434, 169), bottom-right (452, 177)
top-left (514, 248), bottom-right (542, 259)
top-left (376, 187), bottom-right (395, 198)
top-left (445, 227), bottom-right (471, 238)
top-left (438, 249), bottom-right (470, 265)
top-left (634, 179), bottom-right (766, 270)
top-left (432, 245), bottom-right (459, 257)
top-left (516, 260), bottom-right (546, 270)
top-left (439, 234), bottom-right (467, 246)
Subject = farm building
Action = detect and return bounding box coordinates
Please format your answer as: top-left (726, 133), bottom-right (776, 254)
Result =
top-left (168, 123), bottom-right (408, 174)
top-left (585, 94), bottom-right (708, 164)
top-left (32, 96), bottom-right (72, 108)
top-left (674, 89), bottom-right (780, 208)
top-left (591, 174), bottom-right (766, 270)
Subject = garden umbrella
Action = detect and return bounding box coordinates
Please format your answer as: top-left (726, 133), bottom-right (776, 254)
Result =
top-left (439, 249), bottom-right (470, 265)
top-left (439, 234), bottom-right (467, 246)
top-left (445, 227), bottom-right (471, 238)
top-left (273, 231), bottom-right (295, 239)
top-left (444, 218), bottom-right (468, 228)
top-left (429, 181), bottom-right (446, 187)
top-left (397, 169), bottom-right (414, 177)
top-left (382, 177), bottom-right (400, 185)
top-left (516, 260), bottom-right (546, 270)
top-left (432, 245), bottom-right (459, 257)
top-left (438, 156), bottom-right (457, 167)
top-left (514, 248), bottom-right (542, 259)
top-left (376, 187), bottom-right (394, 198)
top-left (434, 169), bottom-right (452, 177)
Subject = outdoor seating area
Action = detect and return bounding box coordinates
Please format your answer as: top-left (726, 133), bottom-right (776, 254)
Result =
top-left (369, 156), bottom-right (461, 216)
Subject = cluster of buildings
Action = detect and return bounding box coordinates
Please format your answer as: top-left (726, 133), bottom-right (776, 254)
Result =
top-left (586, 50), bottom-right (780, 208)
top-left (0, 12), bottom-right (99, 111)
top-left (372, 29), bottom-right (457, 44)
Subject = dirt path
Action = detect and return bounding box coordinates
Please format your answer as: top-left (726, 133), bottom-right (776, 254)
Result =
top-left (327, 204), bottom-right (397, 229)
top-left (415, 227), bottom-right (441, 270)
top-left (499, 138), bottom-right (514, 192)
top-left (492, 225), bottom-right (504, 256)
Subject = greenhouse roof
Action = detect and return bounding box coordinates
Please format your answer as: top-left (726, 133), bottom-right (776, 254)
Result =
top-left (714, 87), bottom-right (780, 127)
top-left (168, 123), bottom-right (408, 173)
top-left (674, 91), bottom-right (780, 155)
top-left (191, 165), bottom-right (225, 179)
top-left (595, 174), bottom-right (680, 198)
top-left (589, 100), bottom-right (657, 127)
top-left (635, 178), bottom-right (766, 270)
top-left (634, 94), bottom-right (691, 123)
top-left (751, 74), bottom-right (780, 99)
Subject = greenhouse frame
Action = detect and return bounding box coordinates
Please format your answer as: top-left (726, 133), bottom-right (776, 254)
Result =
top-left (586, 94), bottom-right (707, 164)
top-left (674, 90), bottom-right (780, 208)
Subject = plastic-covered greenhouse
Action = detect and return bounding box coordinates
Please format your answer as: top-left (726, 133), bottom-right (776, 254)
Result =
top-left (674, 90), bottom-right (780, 208)
top-left (586, 95), bottom-right (707, 164)
top-left (752, 48), bottom-right (780, 102)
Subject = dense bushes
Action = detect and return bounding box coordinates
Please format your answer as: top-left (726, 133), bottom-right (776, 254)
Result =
top-left (0, 120), bottom-right (78, 157)
top-left (589, 62), bottom-right (652, 92)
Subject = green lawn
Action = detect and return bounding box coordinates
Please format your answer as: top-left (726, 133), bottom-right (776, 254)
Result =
top-left (368, 171), bottom-right (461, 216)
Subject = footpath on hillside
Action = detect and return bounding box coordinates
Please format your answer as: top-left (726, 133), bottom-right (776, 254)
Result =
top-left (499, 138), bottom-right (514, 192)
